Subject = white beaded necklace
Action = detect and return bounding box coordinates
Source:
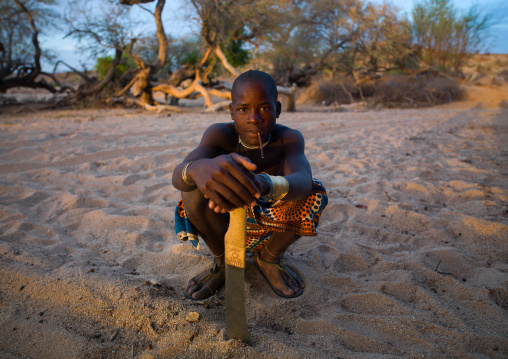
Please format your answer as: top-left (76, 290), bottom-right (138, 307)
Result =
top-left (239, 134), bottom-right (271, 149)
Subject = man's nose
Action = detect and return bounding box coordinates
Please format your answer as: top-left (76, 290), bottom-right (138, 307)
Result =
top-left (247, 110), bottom-right (262, 123)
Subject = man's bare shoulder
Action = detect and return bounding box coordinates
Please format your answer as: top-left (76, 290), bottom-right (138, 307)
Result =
top-left (274, 124), bottom-right (305, 144)
top-left (205, 122), bottom-right (235, 134)
top-left (200, 123), bottom-right (237, 151)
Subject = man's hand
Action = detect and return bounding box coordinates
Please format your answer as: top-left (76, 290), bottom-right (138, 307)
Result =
top-left (187, 153), bottom-right (261, 213)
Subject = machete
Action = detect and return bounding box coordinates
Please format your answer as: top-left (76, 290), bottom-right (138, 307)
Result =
top-left (224, 207), bottom-right (250, 343)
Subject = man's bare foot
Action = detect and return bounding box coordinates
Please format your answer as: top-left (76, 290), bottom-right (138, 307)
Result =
top-left (186, 262), bottom-right (225, 300)
top-left (255, 251), bottom-right (304, 298)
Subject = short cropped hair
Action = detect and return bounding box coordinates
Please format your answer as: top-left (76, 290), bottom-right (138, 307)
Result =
top-left (231, 70), bottom-right (278, 101)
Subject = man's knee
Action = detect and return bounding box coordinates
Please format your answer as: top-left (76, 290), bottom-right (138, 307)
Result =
top-left (271, 231), bottom-right (301, 242)
top-left (181, 189), bottom-right (225, 226)
top-left (181, 189), bottom-right (206, 220)
top-left (182, 189), bottom-right (206, 210)
top-left (180, 189), bottom-right (228, 244)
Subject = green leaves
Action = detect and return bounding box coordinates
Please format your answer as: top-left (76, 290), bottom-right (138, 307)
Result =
top-left (412, 0), bottom-right (494, 71)
top-left (93, 52), bottom-right (136, 80)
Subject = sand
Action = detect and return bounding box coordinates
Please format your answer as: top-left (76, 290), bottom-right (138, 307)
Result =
top-left (0, 97), bottom-right (507, 358)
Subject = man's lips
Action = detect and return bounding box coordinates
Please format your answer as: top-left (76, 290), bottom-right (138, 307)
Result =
top-left (245, 130), bottom-right (262, 138)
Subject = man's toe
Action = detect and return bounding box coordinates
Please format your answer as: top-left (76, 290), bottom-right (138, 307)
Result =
top-left (287, 278), bottom-right (298, 291)
top-left (193, 286), bottom-right (213, 300)
top-left (284, 287), bottom-right (295, 296)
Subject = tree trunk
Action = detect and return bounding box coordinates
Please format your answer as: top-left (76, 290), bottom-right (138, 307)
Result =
top-left (277, 85), bottom-right (296, 112)
top-left (0, 76), bottom-right (57, 94)
top-left (108, 95), bottom-right (183, 112)
top-left (214, 47), bottom-right (296, 111)
top-left (131, 68), bottom-right (151, 97)
top-left (77, 48), bottom-right (123, 97)
top-left (214, 46), bottom-right (240, 77)
top-left (153, 0), bottom-right (167, 70)
top-left (152, 75), bottom-right (213, 108)
top-left (118, 0), bottom-right (167, 105)
top-left (0, 1), bottom-right (59, 94)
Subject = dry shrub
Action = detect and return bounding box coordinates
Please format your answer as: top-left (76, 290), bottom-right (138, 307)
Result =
top-left (299, 78), bottom-right (357, 105)
top-left (371, 75), bottom-right (463, 108)
top-left (497, 69), bottom-right (508, 81)
top-left (358, 79), bottom-right (376, 97)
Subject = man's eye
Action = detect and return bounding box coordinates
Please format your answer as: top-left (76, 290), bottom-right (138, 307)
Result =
top-left (238, 108), bottom-right (247, 112)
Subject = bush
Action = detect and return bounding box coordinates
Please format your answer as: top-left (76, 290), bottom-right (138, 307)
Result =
top-left (497, 69), bottom-right (508, 81)
top-left (221, 38), bottom-right (250, 69)
top-left (299, 78), bottom-right (360, 105)
top-left (371, 74), bottom-right (463, 108)
top-left (94, 54), bottom-right (137, 80)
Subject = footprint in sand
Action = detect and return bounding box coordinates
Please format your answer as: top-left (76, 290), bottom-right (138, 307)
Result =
top-left (122, 173), bottom-right (154, 186)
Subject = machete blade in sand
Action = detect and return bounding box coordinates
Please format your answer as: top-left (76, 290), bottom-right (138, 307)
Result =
top-left (224, 208), bottom-right (250, 343)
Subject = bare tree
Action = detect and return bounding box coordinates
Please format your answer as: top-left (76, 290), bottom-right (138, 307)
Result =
top-left (188, 0), bottom-right (298, 111)
top-left (0, 0), bottom-right (61, 93)
top-left (113, 0), bottom-right (167, 104)
top-left (190, 0), bottom-right (255, 77)
top-left (63, 0), bottom-right (140, 98)
top-left (63, 0), bottom-right (235, 111)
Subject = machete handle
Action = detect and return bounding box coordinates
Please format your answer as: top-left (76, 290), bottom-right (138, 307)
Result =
top-left (225, 207), bottom-right (247, 268)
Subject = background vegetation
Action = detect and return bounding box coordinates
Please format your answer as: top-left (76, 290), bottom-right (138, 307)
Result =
top-left (0, 0), bottom-right (498, 110)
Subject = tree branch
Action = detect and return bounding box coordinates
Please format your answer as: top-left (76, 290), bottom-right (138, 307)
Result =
top-left (152, 71), bottom-right (213, 108)
top-left (14, 0), bottom-right (42, 80)
top-left (127, 38), bottom-right (146, 69)
top-left (77, 48), bottom-right (123, 97)
top-left (108, 95), bottom-right (183, 112)
top-left (214, 46), bottom-right (239, 77)
top-left (52, 61), bottom-right (92, 82)
top-left (39, 72), bottom-right (73, 92)
top-left (153, 0), bottom-right (167, 70)
top-left (114, 73), bottom-right (140, 97)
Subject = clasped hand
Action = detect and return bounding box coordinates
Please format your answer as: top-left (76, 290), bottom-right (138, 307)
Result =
top-left (187, 153), bottom-right (268, 213)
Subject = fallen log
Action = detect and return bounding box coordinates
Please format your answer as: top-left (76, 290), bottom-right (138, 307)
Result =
top-left (107, 96), bottom-right (184, 113)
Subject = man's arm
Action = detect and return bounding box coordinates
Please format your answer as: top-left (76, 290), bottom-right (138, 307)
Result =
top-left (171, 124), bottom-right (262, 212)
top-left (280, 128), bottom-right (313, 201)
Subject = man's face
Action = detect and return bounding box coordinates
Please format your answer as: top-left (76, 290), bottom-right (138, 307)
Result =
top-left (229, 79), bottom-right (281, 147)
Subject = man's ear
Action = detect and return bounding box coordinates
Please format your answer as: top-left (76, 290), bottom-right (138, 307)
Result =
top-left (229, 103), bottom-right (234, 120)
top-left (276, 100), bottom-right (282, 118)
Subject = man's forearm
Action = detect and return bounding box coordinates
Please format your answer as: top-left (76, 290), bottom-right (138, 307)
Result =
top-left (172, 161), bottom-right (198, 192)
top-left (283, 172), bottom-right (312, 201)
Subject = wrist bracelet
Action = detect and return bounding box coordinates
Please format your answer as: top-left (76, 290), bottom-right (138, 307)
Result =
top-left (259, 173), bottom-right (274, 200)
top-left (259, 173), bottom-right (289, 201)
top-left (271, 175), bottom-right (289, 200)
top-left (182, 161), bottom-right (196, 186)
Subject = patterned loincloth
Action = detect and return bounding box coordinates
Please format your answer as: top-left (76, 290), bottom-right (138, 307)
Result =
top-left (175, 178), bottom-right (328, 252)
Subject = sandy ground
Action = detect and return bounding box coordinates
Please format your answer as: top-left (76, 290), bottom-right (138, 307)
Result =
top-left (0, 89), bottom-right (507, 358)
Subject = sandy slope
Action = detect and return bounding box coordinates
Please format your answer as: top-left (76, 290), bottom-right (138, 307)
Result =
top-left (0, 102), bottom-right (507, 358)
